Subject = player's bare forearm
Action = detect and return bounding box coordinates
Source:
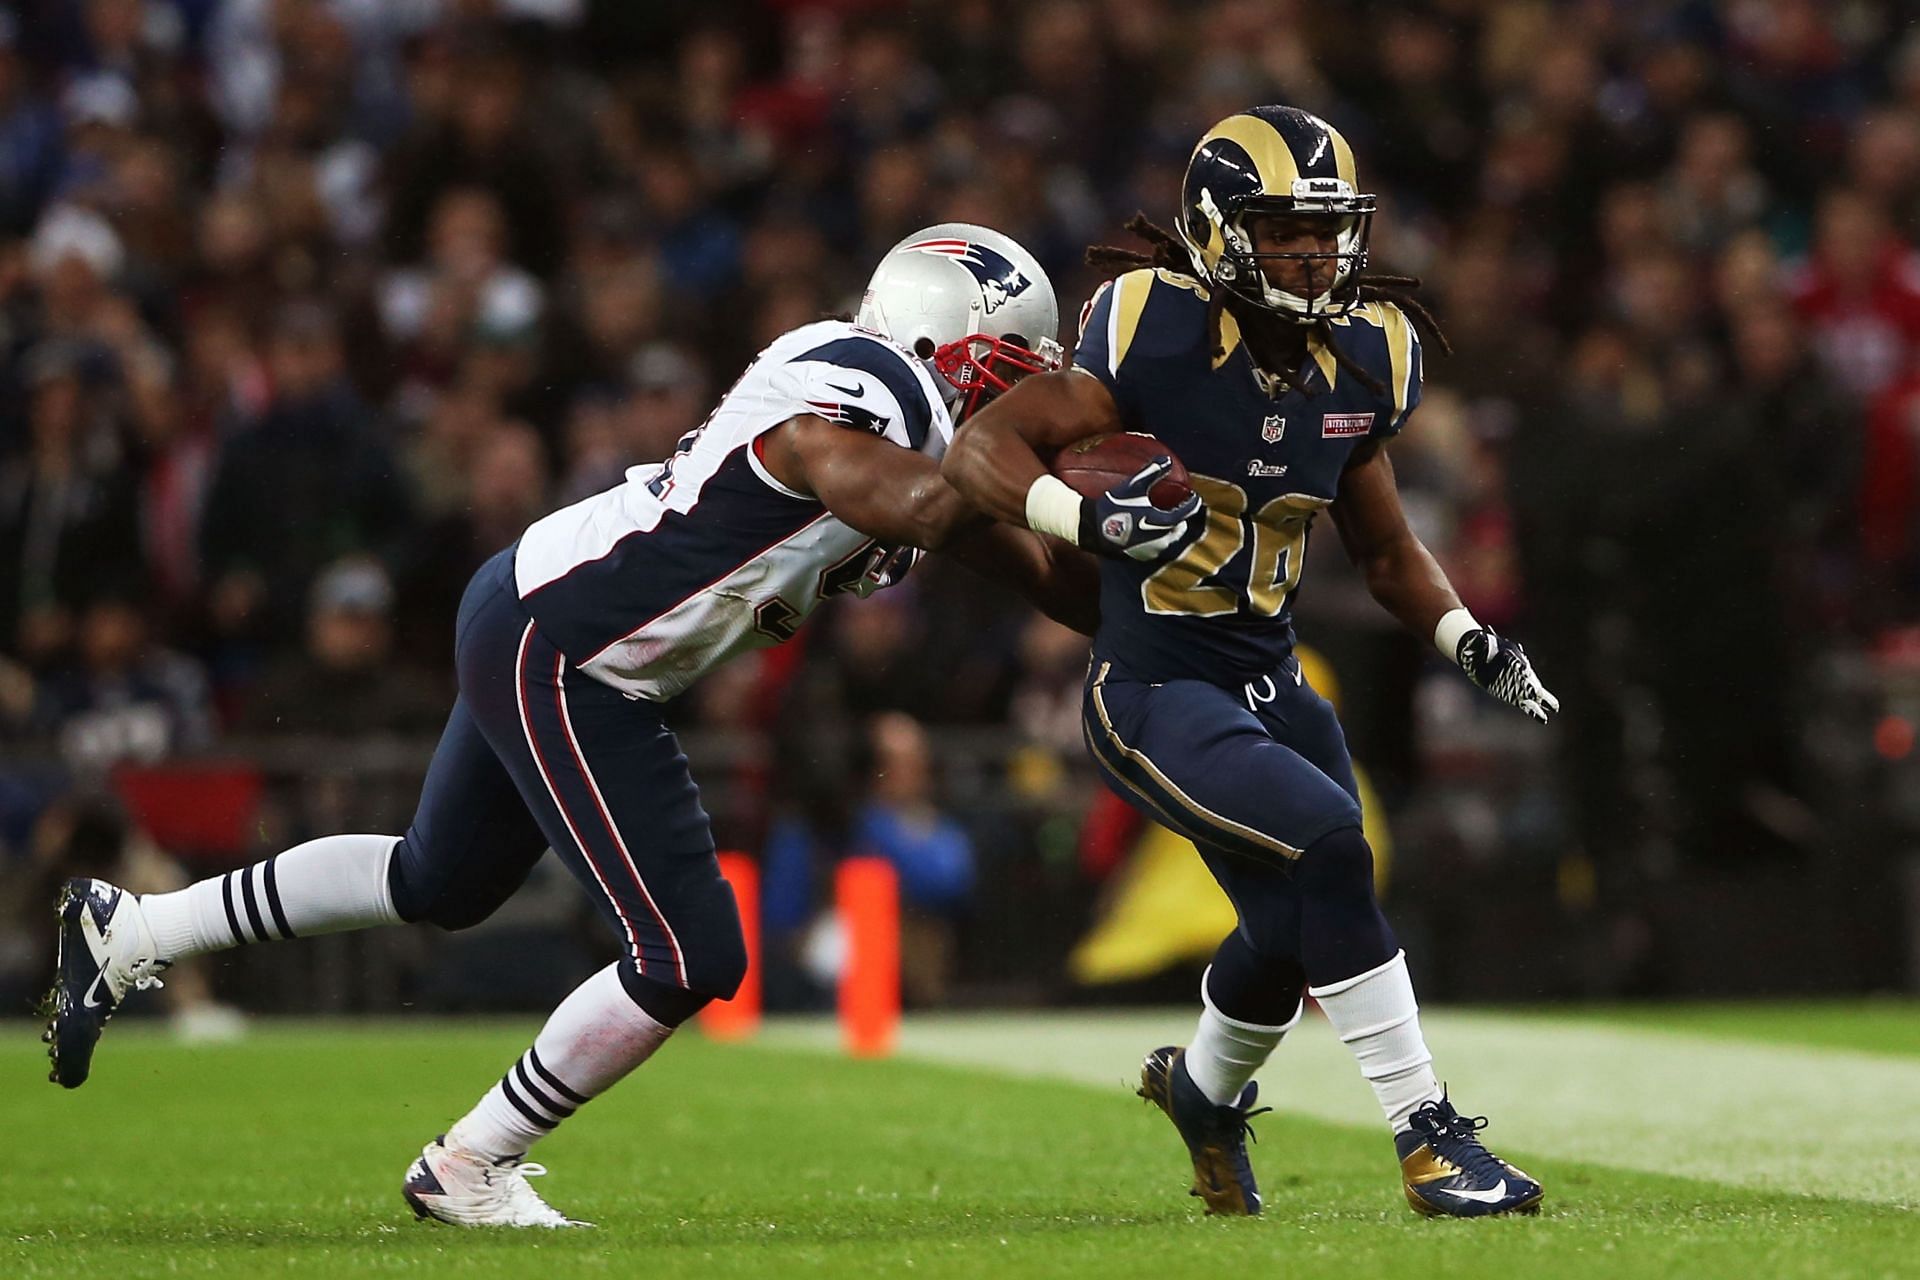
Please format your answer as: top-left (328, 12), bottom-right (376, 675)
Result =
top-left (1336, 440), bottom-right (1560, 721)
top-left (760, 415), bottom-right (984, 549)
top-left (943, 370), bottom-right (1123, 526)
top-left (1331, 443), bottom-right (1462, 640)
top-left (1356, 527), bottom-right (1461, 638)
top-left (943, 524), bottom-right (1102, 636)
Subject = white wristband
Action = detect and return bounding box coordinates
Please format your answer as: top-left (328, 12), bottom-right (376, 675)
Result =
top-left (1434, 607), bottom-right (1481, 664)
top-left (1024, 474), bottom-right (1086, 544)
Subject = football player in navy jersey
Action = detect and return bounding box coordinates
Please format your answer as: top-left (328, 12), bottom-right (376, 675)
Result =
top-left (40, 224), bottom-right (1156, 1228)
top-left (944, 107), bottom-right (1556, 1219)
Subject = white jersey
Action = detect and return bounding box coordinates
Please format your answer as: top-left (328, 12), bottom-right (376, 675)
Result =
top-left (514, 320), bottom-right (952, 700)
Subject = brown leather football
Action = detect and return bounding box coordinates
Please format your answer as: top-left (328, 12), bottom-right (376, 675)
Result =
top-left (1051, 433), bottom-right (1194, 508)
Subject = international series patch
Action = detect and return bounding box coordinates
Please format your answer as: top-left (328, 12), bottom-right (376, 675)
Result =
top-left (1321, 412), bottom-right (1374, 438)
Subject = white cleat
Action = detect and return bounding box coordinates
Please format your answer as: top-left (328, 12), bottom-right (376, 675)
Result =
top-left (402, 1137), bottom-right (591, 1228)
top-left (43, 878), bottom-right (168, 1088)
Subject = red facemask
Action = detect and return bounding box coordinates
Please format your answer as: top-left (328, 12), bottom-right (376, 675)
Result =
top-left (931, 333), bottom-right (1061, 422)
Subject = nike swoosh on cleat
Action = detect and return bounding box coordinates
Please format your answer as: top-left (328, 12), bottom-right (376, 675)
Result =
top-left (81, 969), bottom-right (112, 1010)
top-left (825, 380), bottom-right (865, 397)
top-left (1432, 1178), bottom-right (1509, 1205)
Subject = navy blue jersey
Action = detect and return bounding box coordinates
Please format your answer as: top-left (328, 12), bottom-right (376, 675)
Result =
top-left (1074, 269), bottom-right (1422, 684)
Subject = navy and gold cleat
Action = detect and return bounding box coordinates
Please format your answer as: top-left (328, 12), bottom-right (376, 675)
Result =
top-left (1138, 1045), bottom-right (1271, 1216)
top-left (1396, 1093), bottom-right (1543, 1217)
top-left (40, 878), bottom-right (167, 1088)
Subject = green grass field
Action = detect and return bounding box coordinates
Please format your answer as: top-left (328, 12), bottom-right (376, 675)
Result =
top-left (5, 1003), bottom-right (1918, 1279)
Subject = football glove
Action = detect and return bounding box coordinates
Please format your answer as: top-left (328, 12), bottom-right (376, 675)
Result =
top-left (864, 544), bottom-right (921, 592)
top-left (1081, 457), bottom-right (1205, 562)
top-left (1455, 628), bottom-right (1559, 724)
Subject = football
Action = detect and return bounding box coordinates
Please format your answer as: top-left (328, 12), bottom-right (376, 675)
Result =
top-left (1051, 433), bottom-right (1194, 509)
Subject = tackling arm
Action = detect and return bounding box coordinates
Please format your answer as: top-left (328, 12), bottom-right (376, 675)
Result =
top-left (758, 414), bottom-right (983, 550)
top-left (758, 412), bottom-right (1103, 631)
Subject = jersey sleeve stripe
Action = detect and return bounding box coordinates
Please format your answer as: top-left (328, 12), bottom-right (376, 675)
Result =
top-left (1111, 271), bottom-right (1155, 375)
top-left (791, 336), bottom-right (933, 450)
top-left (1377, 304), bottom-right (1416, 426)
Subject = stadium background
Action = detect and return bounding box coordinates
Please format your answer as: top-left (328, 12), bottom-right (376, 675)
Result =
top-left (1, 0), bottom-right (1917, 1026)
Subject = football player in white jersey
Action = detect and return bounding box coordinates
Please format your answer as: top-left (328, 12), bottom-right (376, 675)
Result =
top-left (40, 223), bottom-right (1203, 1228)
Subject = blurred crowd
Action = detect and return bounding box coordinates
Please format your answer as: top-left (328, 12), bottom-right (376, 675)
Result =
top-left (1, 0), bottom-right (1918, 989)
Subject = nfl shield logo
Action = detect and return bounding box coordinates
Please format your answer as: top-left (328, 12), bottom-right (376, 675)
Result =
top-left (1261, 414), bottom-right (1285, 444)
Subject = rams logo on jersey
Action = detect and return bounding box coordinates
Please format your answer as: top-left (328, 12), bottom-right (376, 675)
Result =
top-left (906, 237), bottom-right (1033, 314)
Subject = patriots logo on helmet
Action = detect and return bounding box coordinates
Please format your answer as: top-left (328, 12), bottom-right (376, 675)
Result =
top-left (905, 238), bottom-right (1033, 314)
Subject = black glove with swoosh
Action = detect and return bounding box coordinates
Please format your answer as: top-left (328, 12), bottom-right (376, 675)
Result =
top-left (1455, 628), bottom-right (1560, 724)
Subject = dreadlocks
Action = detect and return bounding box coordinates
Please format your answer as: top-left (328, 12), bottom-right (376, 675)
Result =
top-left (1084, 214), bottom-right (1452, 397)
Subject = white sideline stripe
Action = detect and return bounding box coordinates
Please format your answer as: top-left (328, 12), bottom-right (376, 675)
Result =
top-left (755, 1009), bottom-right (1920, 1207)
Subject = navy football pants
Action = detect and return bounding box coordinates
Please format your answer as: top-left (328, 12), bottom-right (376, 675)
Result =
top-left (1082, 656), bottom-right (1396, 1003)
top-left (387, 549), bottom-right (746, 1007)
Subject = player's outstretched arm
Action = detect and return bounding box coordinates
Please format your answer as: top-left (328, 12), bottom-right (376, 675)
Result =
top-left (759, 413), bottom-right (985, 550)
top-left (759, 411), bottom-right (1103, 631)
top-left (1333, 442), bottom-right (1559, 723)
top-left (1330, 443), bottom-right (1460, 637)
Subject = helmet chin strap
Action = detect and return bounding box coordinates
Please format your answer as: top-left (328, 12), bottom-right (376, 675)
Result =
top-left (1259, 278), bottom-right (1334, 322)
top-left (1218, 254), bottom-right (1325, 324)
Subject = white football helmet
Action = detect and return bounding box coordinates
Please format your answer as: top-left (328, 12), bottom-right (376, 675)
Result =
top-left (856, 223), bottom-right (1063, 421)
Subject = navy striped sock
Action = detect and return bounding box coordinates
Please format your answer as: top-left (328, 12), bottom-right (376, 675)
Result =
top-left (142, 835), bottom-right (399, 961)
top-left (446, 963), bottom-right (674, 1161)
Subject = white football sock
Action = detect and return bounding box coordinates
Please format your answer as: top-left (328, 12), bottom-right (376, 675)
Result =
top-left (140, 834), bottom-right (401, 961)
top-left (447, 963), bottom-right (675, 1162)
top-left (1183, 966), bottom-right (1301, 1106)
top-left (1307, 950), bottom-right (1442, 1133)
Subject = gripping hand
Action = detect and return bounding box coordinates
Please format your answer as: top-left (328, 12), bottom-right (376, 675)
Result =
top-left (1081, 458), bottom-right (1205, 562)
top-left (1455, 628), bottom-right (1560, 724)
